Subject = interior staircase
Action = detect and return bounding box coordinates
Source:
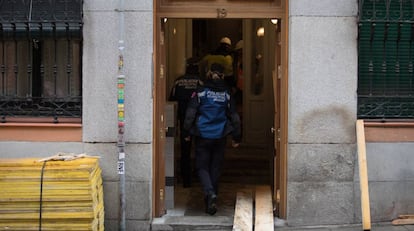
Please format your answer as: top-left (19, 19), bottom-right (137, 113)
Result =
top-left (175, 142), bottom-right (273, 186)
top-left (152, 184), bottom-right (275, 231)
top-left (221, 143), bottom-right (273, 185)
top-left (158, 143), bottom-right (276, 230)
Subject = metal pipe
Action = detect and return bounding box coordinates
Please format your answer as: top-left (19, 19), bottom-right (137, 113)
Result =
top-left (117, 0), bottom-right (126, 230)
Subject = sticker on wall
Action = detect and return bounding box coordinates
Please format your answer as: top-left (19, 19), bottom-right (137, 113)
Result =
top-left (118, 160), bottom-right (125, 175)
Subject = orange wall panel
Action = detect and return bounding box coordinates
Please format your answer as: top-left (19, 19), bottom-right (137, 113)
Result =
top-left (0, 123), bottom-right (82, 142)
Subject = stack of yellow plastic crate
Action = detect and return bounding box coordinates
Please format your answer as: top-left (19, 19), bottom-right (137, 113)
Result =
top-left (0, 157), bottom-right (104, 231)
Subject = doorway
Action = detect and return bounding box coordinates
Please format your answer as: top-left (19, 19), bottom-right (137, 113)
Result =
top-left (165, 19), bottom-right (276, 144)
top-left (153, 0), bottom-right (288, 220)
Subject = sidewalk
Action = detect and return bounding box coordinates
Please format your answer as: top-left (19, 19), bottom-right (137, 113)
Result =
top-left (151, 215), bottom-right (414, 231)
top-left (153, 184), bottom-right (414, 231)
top-left (275, 222), bottom-right (414, 231)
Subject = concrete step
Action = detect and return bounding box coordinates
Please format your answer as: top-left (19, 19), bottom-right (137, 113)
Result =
top-left (153, 184), bottom-right (277, 231)
top-left (151, 216), bottom-right (233, 231)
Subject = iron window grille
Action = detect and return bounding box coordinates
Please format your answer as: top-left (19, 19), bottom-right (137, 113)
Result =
top-left (0, 0), bottom-right (83, 123)
top-left (358, 0), bottom-right (414, 119)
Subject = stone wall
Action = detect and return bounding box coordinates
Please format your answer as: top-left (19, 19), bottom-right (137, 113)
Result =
top-left (288, 0), bottom-right (414, 226)
top-left (0, 1), bottom-right (154, 231)
top-left (83, 1), bottom-right (154, 230)
top-left (288, 0), bottom-right (358, 226)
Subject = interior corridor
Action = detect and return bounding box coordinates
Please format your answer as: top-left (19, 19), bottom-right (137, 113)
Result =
top-left (168, 142), bottom-right (273, 217)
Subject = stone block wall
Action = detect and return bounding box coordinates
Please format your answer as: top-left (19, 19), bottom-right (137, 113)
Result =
top-left (288, 0), bottom-right (358, 226)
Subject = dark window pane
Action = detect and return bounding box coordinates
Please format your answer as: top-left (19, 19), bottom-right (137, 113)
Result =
top-left (358, 0), bottom-right (414, 119)
top-left (0, 1), bottom-right (83, 122)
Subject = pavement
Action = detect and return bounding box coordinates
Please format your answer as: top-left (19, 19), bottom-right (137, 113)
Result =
top-left (274, 222), bottom-right (414, 231)
top-left (154, 183), bottom-right (414, 231)
top-left (151, 215), bottom-right (414, 231)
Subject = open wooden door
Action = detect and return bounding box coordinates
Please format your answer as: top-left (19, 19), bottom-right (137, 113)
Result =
top-left (242, 19), bottom-right (275, 146)
top-left (153, 17), bottom-right (167, 217)
top-left (275, 16), bottom-right (289, 219)
top-left (272, 19), bottom-right (282, 216)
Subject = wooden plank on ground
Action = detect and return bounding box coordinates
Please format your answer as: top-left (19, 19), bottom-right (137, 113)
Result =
top-left (393, 215), bottom-right (414, 225)
top-left (254, 185), bottom-right (274, 231)
top-left (398, 215), bottom-right (414, 219)
top-left (392, 218), bottom-right (414, 225)
top-left (356, 120), bottom-right (371, 231)
top-left (232, 190), bottom-right (253, 231)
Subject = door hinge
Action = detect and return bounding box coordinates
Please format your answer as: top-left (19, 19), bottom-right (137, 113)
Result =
top-left (160, 188), bottom-right (164, 200)
top-left (160, 31), bottom-right (165, 46)
top-left (277, 65), bottom-right (282, 79)
top-left (160, 115), bottom-right (165, 139)
top-left (277, 127), bottom-right (281, 142)
top-left (160, 65), bottom-right (164, 79)
top-left (276, 189), bottom-right (280, 203)
top-left (271, 127), bottom-right (281, 142)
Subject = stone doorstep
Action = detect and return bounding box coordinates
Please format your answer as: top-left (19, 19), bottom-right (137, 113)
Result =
top-left (150, 217), bottom-right (288, 231)
top-left (151, 215), bottom-right (233, 231)
top-left (151, 185), bottom-right (280, 231)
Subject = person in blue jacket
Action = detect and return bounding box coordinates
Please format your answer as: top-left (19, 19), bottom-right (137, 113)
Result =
top-left (183, 63), bottom-right (241, 215)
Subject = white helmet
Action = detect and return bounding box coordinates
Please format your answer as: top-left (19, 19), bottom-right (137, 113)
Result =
top-left (220, 37), bottom-right (231, 46)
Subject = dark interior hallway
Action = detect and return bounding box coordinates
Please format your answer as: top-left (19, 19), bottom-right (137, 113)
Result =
top-left (171, 142), bottom-right (273, 216)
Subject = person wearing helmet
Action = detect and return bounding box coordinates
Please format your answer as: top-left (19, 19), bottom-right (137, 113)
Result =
top-left (183, 63), bottom-right (241, 215)
top-left (199, 37), bottom-right (234, 87)
top-left (169, 57), bottom-right (203, 188)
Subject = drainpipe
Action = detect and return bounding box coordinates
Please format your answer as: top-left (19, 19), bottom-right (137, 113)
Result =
top-left (116, 0), bottom-right (126, 230)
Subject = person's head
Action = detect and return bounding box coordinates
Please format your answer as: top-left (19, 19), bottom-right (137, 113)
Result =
top-left (220, 37), bottom-right (231, 47)
top-left (185, 57), bottom-right (199, 74)
top-left (207, 63), bottom-right (225, 80)
top-left (217, 37), bottom-right (232, 54)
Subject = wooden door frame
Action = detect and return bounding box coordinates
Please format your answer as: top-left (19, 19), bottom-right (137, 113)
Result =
top-left (278, 12), bottom-right (289, 218)
top-left (153, 0), bottom-right (289, 218)
top-left (152, 15), bottom-right (166, 217)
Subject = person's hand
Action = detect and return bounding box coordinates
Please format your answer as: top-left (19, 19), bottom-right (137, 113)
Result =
top-left (184, 136), bottom-right (191, 141)
top-left (231, 140), bottom-right (240, 148)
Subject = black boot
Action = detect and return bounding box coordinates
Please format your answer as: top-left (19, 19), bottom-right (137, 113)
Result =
top-left (205, 192), bottom-right (217, 215)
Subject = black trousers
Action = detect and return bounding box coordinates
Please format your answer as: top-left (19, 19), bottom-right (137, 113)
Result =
top-left (179, 128), bottom-right (192, 186)
top-left (194, 136), bottom-right (227, 196)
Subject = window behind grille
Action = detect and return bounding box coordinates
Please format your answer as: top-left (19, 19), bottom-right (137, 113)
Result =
top-left (358, 0), bottom-right (414, 119)
top-left (0, 0), bottom-right (83, 123)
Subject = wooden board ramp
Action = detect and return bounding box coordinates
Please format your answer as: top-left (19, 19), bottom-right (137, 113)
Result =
top-left (0, 156), bottom-right (104, 231)
top-left (255, 185), bottom-right (274, 231)
top-left (232, 185), bottom-right (274, 231)
top-left (232, 190), bottom-right (253, 231)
